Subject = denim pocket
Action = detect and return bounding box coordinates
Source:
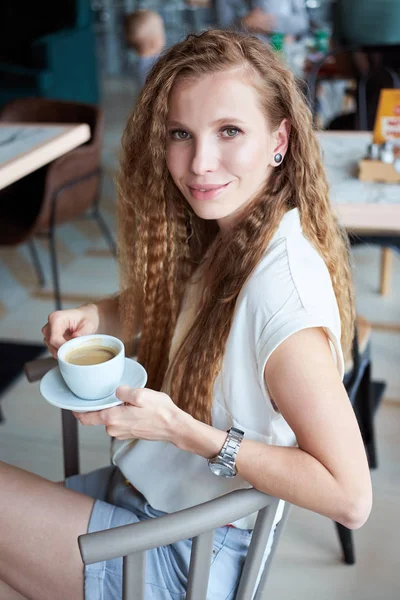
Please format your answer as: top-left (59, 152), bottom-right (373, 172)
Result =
top-left (207, 527), bottom-right (251, 600)
top-left (211, 526), bottom-right (229, 565)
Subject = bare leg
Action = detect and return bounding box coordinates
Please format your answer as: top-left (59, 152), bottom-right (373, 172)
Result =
top-left (0, 461), bottom-right (94, 600)
top-left (0, 579), bottom-right (28, 600)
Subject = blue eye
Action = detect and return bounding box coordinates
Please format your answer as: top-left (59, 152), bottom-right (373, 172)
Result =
top-left (221, 127), bottom-right (241, 138)
top-left (170, 130), bottom-right (191, 140)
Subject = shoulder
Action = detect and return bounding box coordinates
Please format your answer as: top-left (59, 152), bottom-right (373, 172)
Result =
top-left (286, 230), bottom-right (336, 310)
top-left (245, 211), bottom-right (335, 317)
top-left (241, 209), bottom-right (343, 378)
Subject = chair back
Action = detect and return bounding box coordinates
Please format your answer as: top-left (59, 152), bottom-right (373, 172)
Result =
top-left (0, 97), bottom-right (104, 233)
top-left (0, 97), bottom-right (99, 132)
top-left (335, 0), bottom-right (400, 48)
top-left (79, 488), bottom-right (291, 600)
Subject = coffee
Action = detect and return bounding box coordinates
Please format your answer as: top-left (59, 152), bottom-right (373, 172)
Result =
top-left (65, 345), bottom-right (117, 366)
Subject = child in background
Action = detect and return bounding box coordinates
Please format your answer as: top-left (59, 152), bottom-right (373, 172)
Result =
top-left (124, 10), bottom-right (166, 87)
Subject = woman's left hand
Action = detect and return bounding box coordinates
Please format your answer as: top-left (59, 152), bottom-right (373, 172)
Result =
top-left (73, 386), bottom-right (185, 443)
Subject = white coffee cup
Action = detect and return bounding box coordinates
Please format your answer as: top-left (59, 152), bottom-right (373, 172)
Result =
top-left (57, 334), bottom-right (125, 400)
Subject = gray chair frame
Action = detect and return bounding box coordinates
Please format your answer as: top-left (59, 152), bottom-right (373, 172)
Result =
top-left (24, 357), bottom-right (292, 597)
top-left (79, 488), bottom-right (291, 600)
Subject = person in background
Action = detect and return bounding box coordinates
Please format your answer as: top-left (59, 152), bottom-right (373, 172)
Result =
top-left (0, 29), bottom-right (371, 600)
top-left (186, 0), bottom-right (211, 6)
top-left (184, 0), bottom-right (213, 34)
top-left (124, 9), bottom-right (166, 87)
top-left (215, 0), bottom-right (309, 38)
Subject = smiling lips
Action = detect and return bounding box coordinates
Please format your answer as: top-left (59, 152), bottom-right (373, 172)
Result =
top-left (188, 182), bottom-right (231, 201)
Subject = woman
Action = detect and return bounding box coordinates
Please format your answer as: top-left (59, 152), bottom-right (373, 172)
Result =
top-left (0, 30), bottom-right (371, 600)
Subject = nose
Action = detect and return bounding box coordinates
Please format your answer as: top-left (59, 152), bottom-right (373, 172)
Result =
top-left (190, 138), bottom-right (219, 175)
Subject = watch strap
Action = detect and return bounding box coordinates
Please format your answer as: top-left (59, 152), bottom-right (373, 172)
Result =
top-left (218, 426), bottom-right (244, 465)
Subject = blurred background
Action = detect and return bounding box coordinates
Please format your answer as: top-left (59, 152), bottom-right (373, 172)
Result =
top-left (0, 1), bottom-right (399, 598)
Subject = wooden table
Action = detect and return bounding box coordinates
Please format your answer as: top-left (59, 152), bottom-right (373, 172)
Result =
top-left (0, 123), bottom-right (91, 190)
top-left (318, 131), bottom-right (400, 296)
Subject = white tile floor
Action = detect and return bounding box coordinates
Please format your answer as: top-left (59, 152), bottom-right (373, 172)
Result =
top-left (0, 76), bottom-right (400, 598)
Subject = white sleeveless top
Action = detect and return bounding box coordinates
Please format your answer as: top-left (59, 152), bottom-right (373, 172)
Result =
top-left (112, 209), bottom-right (344, 529)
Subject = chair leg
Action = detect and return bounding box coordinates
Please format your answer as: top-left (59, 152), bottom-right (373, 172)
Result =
top-left (27, 239), bottom-right (46, 287)
top-left (48, 228), bottom-right (62, 311)
top-left (47, 223), bottom-right (80, 476)
top-left (93, 210), bottom-right (117, 257)
top-left (365, 439), bottom-right (377, 471)
top-left (357, 74), bottom-right (368, 130)
top-left (357, 363), bottom-right (378, 469)
top-left (334, 522), bottom-right (355, 565)
top-left (61, 408), bottom-right (80, 478)
top-left (379, 247), bottom-right (392, 296)
top-left (48, 229), bottom-right (80, 476)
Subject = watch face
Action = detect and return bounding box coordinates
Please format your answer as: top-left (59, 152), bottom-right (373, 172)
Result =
top-left (209, 460), bottom-right (235, 478)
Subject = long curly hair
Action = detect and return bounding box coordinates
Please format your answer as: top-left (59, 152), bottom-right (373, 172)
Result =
top-left (117, 30), bottom-right (355, 425)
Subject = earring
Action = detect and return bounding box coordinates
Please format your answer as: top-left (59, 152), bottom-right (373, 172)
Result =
top-left (274, 153), bottom-right (283, 164)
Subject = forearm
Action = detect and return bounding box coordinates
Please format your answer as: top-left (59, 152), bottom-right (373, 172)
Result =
top-left (237, 440), bottom-right (353, 526)
top-left (174, 413), bottom-right (368, 529)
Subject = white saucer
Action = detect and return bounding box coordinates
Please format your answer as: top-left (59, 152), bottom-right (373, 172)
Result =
top-left (40, 358), bottom-right (147, 412)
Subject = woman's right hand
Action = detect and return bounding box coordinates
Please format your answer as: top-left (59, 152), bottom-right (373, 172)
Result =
top-left (41, 304), bottom-right (100, 358)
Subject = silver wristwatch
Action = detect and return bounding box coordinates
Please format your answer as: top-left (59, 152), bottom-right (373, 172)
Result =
top-left (208, 427), bottom-right (245, 478)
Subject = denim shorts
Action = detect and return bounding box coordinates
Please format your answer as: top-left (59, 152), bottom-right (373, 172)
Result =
top-left (66, 465), bottom-right (253, 600)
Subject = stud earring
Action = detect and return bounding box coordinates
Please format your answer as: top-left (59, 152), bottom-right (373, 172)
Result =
top-left (274, 153), bottom-right (283, 164)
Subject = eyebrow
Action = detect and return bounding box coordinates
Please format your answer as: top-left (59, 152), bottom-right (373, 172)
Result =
top-left (167, 117), bottom-right (248, 128)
